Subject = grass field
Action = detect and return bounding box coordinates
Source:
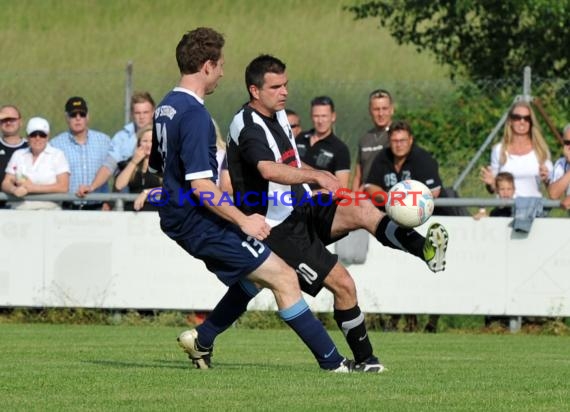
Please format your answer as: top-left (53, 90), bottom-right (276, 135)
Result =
top-left (2, 324), bottom-right (569, 411)
top-left (2, 0), bottom-right (451, 148)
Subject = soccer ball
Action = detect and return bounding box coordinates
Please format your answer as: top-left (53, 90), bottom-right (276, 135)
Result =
top-left (385, 179), bottom-right (434, 228)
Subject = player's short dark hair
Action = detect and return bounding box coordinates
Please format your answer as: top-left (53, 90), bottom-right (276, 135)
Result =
top-left (245, 54), bottom-right (286, 97)
top-left (176, 27), bottom-right (225, 75)
top-left (130, 91), bottom-right (155, 110)
top-left (388, 120), bottom-right (413, 137)
top-left (310, 96), bottom-right (335, 112)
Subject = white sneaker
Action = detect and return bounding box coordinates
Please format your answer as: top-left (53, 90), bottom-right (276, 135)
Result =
top-left (177, 329), bottom-right (212, 369)
top-left (330, 358), bottom-right (355, 373)
top-left (353, 356), bottom-right (386, 373)
top-left (423, 223), bottom-right (449, 273)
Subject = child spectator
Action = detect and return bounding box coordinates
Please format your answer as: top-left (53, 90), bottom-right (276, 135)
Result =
top-left (474, 172), bottom-right (516, 219)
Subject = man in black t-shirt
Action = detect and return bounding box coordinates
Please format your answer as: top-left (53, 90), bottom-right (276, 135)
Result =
top-left (365, 120), bottom-right (444, 333)
top-left (295, 96), bottom-right (351, 189)
top-left (0, 105), bottom-right (28, 207)
top-left (365, 120), bottom-right (442, 203)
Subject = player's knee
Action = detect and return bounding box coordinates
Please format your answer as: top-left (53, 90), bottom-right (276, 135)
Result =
top-left (324, 266), bottom-right (356, 299)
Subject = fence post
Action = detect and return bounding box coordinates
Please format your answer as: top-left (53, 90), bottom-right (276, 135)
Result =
top-left (125, 60), bottom-right (133, 125)
top-left (522, 66), bottom-right (531, 102)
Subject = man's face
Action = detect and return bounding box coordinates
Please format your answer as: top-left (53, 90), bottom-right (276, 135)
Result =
top-left (66, 111), bottom-right (89, 135)
top-left (205, 56), bottom-right (224, 95)
top-left (0, 107), bottom-right (22, 138)
top-left (252, 72), bottom-right (288, 115)
top-left (390, 129), bottom-right (413, 159)
top-left (311, 104), bottom-right (335, 136)
top-left (287, 113), bottom-right (301, 137)
top-left (132, 101), bottom-right (154, 129)
top-left (369, 96), bottom-right (393, 129)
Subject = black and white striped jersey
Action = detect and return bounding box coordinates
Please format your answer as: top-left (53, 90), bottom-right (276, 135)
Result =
top-left (227, 104), bottom-right (310, 227)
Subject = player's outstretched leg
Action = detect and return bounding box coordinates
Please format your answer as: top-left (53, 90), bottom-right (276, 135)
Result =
top-left (331, 199), bottom-right (449, 273)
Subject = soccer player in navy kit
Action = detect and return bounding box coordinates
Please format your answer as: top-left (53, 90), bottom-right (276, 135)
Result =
top-left (180, 54), bottom-right (449, 373)
top-left (150, 28), bottom-right (352, 372)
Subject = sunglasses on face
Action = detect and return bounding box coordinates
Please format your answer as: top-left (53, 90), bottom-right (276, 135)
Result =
top-left (29, 131), bottom-right (48, 138)
top-left (510, 114), bottom-right (532, 123)
top-left (68, 112), bottom-right (87, 118)
top-left (1, 117), bottom-right (19, 124)
top-left (290, 123), bottom-right (300, 128)
top-left (563, 140), bottom-right (570, 146)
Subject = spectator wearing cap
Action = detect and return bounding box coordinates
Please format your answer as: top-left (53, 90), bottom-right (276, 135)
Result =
top-left (0, 105), bottom-right (28, 201)
top-left (87, 91), bottom-right (156, 194)
top-left (1, 117), bottom-right (69, 210)
top-left (295, 96), bottom-right (351, 189)
top-left (50, 96), bottom-right (112, 210)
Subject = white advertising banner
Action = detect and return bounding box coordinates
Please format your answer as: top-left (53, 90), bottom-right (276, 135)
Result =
top-left (1, 211), bottom-right (568, 316)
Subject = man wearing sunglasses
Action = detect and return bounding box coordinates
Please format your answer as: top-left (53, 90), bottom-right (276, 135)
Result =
top-left (2, 117), bottom-right (69, 210)
top-left (51, 96), bottom-right (112, 210)
top-left (0, 105), bottom-right (28, 207)
top-left (548, 124), bottom-right (570, 210)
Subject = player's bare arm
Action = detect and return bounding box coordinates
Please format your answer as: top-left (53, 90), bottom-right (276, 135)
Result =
top-left (351, 164), bottom-right (363, 192)
top-left (365, 183), bottom-right (387, 203)
top-left (548, 171), bottom-right (570, 199)
top-left (191, 178), bottom-right (270, 240)
top-left (257, 160), bottom-right (341, 192)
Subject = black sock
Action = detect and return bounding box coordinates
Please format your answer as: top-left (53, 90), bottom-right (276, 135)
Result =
top-left (374, 215), bottom-right (424, 259)
top-left (334, 305), bottom-right (373, 363)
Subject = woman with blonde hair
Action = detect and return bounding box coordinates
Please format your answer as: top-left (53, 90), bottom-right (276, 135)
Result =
top-left (480, 100), bottom-right (552, 197)
top-left (115, 125), bottom-right (162, 211)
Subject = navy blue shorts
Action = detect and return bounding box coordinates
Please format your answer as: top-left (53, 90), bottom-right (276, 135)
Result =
top-left (175, 221), bottom-right (271, 287)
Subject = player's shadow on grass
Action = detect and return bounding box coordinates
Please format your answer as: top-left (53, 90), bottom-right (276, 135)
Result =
top-left (84, 359), bottom-right (189, 370)
top-left (83, 359), bottom-right (282, 370)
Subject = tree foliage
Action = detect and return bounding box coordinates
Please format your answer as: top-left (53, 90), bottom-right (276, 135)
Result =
top-left (346, 0), bottom-right (570, 80)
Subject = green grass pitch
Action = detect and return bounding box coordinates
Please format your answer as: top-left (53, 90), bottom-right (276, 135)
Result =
top-left (1, 324), bottom-right (569, 411)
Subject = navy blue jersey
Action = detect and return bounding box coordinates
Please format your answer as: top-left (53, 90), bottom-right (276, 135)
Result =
top-left (149, 87), bottom-right (223, 240)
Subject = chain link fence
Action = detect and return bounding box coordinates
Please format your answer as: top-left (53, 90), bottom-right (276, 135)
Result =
top-left (3, 65), bottom-right (570, 199)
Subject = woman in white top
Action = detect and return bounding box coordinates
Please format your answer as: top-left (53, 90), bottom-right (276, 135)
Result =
top-left (480, 101), bottom-right (552, 197)
top-left (2, 117), bottom-right (69, 210)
